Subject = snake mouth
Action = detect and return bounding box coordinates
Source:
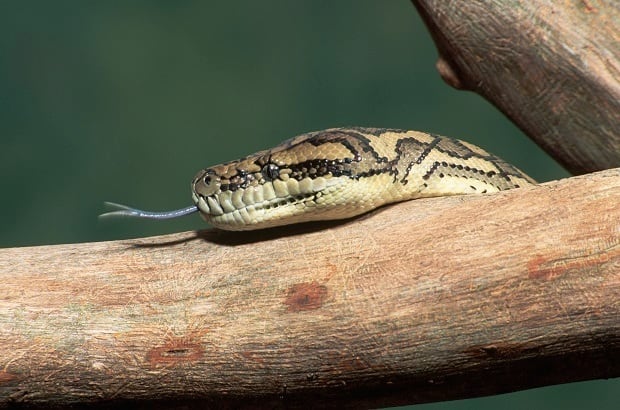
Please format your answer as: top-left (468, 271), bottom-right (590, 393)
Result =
top-left (195, 191), bottom-right (318, 216)
top-left (194, 191), bottom-right (323, 230)
top-left (192, 176), bottom-right (344, 229)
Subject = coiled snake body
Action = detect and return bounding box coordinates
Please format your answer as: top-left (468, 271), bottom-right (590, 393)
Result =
top-left (102, 127), bottom-right (535, 230)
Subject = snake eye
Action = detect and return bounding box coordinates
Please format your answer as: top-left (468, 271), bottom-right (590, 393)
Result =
top-left (204, 175), bottom-right (211, 184)
top-left (261, 163), bottom-right (280, 181)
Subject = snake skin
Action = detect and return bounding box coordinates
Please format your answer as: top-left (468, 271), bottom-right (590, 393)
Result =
top-left (190, 127), bottom-right (535, 230)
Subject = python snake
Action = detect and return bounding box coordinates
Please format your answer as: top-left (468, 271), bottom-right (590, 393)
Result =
top-left (101, 127), bottom-right (535, 230)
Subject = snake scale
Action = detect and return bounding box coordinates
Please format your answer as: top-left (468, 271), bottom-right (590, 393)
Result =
top-left (102, 127), bottom-right (535, 230)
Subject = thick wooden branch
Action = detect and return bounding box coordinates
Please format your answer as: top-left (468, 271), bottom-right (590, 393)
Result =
top-left (412, 0), bottom-right (620, 174)
top-left (0, 169), bottom-right (618, 408)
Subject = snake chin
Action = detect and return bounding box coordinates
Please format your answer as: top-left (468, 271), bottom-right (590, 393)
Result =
top-left (195, 191), bottom-right (322, 230)
top-left (193, 175), bottom-right (349, 230)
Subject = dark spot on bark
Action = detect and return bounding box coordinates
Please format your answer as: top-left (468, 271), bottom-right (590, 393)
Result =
top-left (0, 370), bottom-right (17, 384)
top-left (241, 350), bottom-right (265, 364)
top-left (527, 248), bottom-right (617, 281)
top-left (464, 342), bottom-right (541, 360)
top-left (284, 281), bottom-right (328, 312)
top-left (146, 339), bottom-right (204, 367)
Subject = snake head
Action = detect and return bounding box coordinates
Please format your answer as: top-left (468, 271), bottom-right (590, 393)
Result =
top-left (189, 149), bottom-right (354, 230)
top-left (187, 129), bottom-right (376, 230)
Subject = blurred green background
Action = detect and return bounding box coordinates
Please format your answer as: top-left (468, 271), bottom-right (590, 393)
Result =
top-left (0, 1), bottom-right (615, 408)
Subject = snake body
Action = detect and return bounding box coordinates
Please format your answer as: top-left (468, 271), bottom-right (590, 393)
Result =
top-left (102, 127), bottom-right (535, 230)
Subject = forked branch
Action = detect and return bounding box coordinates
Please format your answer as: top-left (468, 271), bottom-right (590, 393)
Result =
top-left (412, 0), bottom-right (620, 174)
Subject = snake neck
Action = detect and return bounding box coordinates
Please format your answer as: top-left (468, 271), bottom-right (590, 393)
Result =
top-left (345, 128), bottom-right (534, 198)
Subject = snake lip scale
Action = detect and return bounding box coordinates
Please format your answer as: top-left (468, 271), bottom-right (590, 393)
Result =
top-left (101, 127), bottom-right (535, 230)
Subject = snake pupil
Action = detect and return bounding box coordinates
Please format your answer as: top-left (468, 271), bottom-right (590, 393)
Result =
top-left (261, 163), bottom-right (280, 181)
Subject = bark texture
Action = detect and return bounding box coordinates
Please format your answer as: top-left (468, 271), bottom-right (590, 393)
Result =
top-left (1, 169), bottom-right (619, 408)
top-left (413, 0), bottom-right (620, 175)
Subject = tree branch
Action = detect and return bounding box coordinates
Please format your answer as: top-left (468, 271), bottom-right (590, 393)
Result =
top-left (1, 169), bottom-right (618, 408)
top-left (412, 0), bottom-right (620, 174)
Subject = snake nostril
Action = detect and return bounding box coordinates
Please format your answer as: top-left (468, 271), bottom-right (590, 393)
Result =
top-left (193, 170), bottom-right (221, 197)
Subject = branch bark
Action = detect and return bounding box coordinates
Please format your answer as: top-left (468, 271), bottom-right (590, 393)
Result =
top-left (412, 0), bottom-right (620, 175)
top-left (1, 169), bottom-right (618, 408)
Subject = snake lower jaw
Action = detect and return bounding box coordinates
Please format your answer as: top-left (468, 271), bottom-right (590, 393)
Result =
top-left (195, 191), bottom-right (326, 230)
top-left (194, 177), bottom-right (351, 230)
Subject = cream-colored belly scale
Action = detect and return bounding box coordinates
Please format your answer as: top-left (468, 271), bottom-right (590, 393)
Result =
top-left (101, 127), bottom-right (535, 230)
